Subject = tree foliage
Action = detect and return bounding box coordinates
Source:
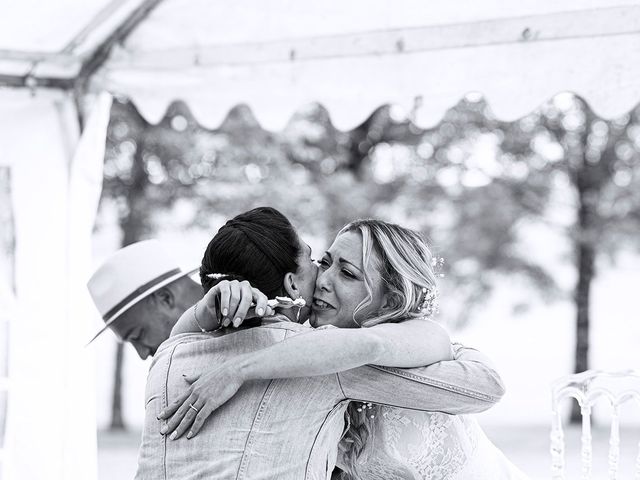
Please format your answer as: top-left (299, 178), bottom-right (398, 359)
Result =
top-left (100, 94), bottom-right (640, 426)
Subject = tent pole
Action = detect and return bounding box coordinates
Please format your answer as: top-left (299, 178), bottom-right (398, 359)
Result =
top-left (0, 74), bottom-right (74, 90)
top-left (0, 0), bottom-right (164, 97)
top-left (73, 87), bottom-right (86, 132)
top-left (71, 0), bottom-right (164, 131)
top-left (75, 0), bottom-right (164, 92)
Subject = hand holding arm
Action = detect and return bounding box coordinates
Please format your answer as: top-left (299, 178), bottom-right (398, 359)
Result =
top-left (170, 280), bottom-right (272, 336)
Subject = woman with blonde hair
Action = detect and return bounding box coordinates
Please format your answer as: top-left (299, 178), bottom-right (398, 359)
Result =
top-left (162, 216), bottom-right (525, 479)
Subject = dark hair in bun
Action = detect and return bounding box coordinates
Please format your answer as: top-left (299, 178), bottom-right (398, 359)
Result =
top-left (200, 207), bottom-right (301, 298)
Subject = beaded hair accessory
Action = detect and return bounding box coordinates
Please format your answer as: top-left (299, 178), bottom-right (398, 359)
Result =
top-left (418, 257), bottom-right (445, 317)
top-left (356, 402), bottom-right (375, 419)
top-left (206, 273), bottom-right (228, 280)
top-left (418, 287), bottom-right (439, 317)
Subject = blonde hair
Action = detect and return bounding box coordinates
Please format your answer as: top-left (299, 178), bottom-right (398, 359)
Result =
top-left (337, 219), bottom-right (438, 479)
top-left (338, 219), bottom-right (438, 327)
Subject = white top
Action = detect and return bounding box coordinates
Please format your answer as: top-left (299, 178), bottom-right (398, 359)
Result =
top-left (339, 407), bottom-right (529, 479)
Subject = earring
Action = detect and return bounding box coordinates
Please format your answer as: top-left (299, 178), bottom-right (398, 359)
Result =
top-left (296, 296), bottom-right (302, 322)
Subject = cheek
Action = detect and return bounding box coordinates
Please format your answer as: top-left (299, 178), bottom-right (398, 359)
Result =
top-left (336, 282), bottom-right (361, 311)
top-left (349, 280), bottom-right (381, 319)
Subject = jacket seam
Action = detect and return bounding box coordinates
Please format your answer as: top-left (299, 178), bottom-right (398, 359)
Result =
top-left (367, 365), bottom-right (499, 403)
top-left (305, 400), bottom-right (349, 479)
top-left (335, 372), bottom-right (347, 398)
top-left (162, 341), bottom-right (183, 480)
top-left (236, 380), bottom-right (275, 479)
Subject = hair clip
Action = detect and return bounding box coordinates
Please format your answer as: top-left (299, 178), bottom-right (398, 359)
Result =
top-left (206, 273), bottom-right (228, 280)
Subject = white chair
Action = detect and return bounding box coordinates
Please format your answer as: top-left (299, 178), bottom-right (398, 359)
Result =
top-left (550, 370), bottom-right (640, 480)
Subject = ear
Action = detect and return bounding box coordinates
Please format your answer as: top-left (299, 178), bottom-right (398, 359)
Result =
top-left (283, 272), bottom-right (300, 299)
top-left (153, 286), bottom-right (175, 309)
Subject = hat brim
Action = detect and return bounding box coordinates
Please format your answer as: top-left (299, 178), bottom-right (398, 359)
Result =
top-left (86, 266), bottom-right (200, 346)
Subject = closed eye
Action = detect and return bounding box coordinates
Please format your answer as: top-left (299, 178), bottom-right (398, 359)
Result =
top-left (127, 329), bottom-right (144, 342)
top-left (341, 269), bottom-right (356, 278)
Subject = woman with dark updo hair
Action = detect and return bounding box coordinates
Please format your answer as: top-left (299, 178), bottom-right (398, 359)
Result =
top-left (200, 207), bottom-right (300, 296)
top-left (169, 206), bottom-right (317, 334)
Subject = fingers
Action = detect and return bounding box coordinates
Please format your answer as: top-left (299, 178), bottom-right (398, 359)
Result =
top-left (231, 282), bottom-right (254, 327)
top-left (224, 281), bottom-right (241, 326)
top-left (252, 287), bottom-right (269, 318)
top-left (187, 402), bottom-right (216, 439)
top-left (170, 396), bottom-right (205, 440)
top-left (183, 374), bottom-right (199, 384)
top-left (161, 392), bottom-right (201, 439)
top-left (203, 280), bottom-right (272, 328)
top-left (202, 283), bottom-right (224, 321)
top-left (157, 389), bottom-right (191, 420)
top-left (218, 283), bottom-right (231, 325)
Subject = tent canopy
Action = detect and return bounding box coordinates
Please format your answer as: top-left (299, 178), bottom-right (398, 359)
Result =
top-left (1, 0), bottom-right (640, 128)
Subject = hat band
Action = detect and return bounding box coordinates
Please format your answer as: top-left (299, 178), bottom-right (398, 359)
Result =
top-left (102, 268), bottom-right (183, 323)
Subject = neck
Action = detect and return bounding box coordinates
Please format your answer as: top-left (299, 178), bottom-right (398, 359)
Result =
top-left (278, 306), bottom-right (311, 324)
top-left (280, 309), bottom-right (297, 322)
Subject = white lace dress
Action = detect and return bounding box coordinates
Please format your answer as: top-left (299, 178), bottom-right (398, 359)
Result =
top-left (338, 407), bottom-right (529, 480)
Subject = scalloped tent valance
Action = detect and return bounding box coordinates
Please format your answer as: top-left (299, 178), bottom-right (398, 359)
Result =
top-left (93, 0), bottom-right (640, 130)
top-left (2, 0), bottom-right (640, 128)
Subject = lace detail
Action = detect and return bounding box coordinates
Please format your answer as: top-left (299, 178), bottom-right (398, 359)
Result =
top-left (340, 407), bottom-right (529, 480)
top-left (381, 408), bottom-right (470, 479)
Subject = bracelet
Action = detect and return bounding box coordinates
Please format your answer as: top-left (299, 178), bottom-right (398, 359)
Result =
top-left (193, 302), bottom-right (219, 333)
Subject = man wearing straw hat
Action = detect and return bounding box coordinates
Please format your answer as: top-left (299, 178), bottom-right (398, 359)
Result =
top-left (86, 239), bottom-right (202, 359)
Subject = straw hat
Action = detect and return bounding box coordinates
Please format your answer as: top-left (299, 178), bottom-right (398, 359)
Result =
top-left (87, 239), bottom-right (198, 344)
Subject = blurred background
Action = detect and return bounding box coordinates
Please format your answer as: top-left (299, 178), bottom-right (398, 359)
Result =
top-left (1, 1), bottom-right (640, 479)
top-left (89, 93), bottom-right (640, 478)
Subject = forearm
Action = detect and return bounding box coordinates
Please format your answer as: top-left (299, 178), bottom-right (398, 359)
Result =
top-left (368, 319), bottom-right (452, 367)
top-left (339, 343), bottom-right (505, 413)
top-left (238, 328), bottom-right (385, 381)
top-left (238, 320), bottom-right (451, 381)
top-left (170, 300), bottom-right (220, 336)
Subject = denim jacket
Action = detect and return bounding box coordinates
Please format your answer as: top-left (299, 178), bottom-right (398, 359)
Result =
top-left (135, 316), bottom-right (504, 480)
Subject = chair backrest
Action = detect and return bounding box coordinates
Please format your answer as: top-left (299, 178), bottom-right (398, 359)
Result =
top-left (550, 370), bottom-right (640, 480)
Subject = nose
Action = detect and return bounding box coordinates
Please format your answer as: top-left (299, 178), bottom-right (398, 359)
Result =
top-left (131, 341), bottom-right (151, 360)
top-left (315, 265), bottom-right (333, 293)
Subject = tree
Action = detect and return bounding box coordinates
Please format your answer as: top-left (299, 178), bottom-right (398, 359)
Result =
top-left (410, 94), bottom-right (640, 420)
top-left (531, 95), bottom-right (640, 420)
top-left (101, 94), bottom-right (640, 428)
top-left (326, 94), bottom-right (640, 427)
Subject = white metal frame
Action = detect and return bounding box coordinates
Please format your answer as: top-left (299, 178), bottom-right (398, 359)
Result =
top-left (551, 370), bottom-right (640, 480)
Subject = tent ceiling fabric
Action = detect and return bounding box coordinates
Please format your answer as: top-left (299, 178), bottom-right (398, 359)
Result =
top-left (0, 0), bottom-right (150, 78)
top-left (91, 0), bottom-right (640, 130)
top-left (2, 0), bottom-right (640, 127)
